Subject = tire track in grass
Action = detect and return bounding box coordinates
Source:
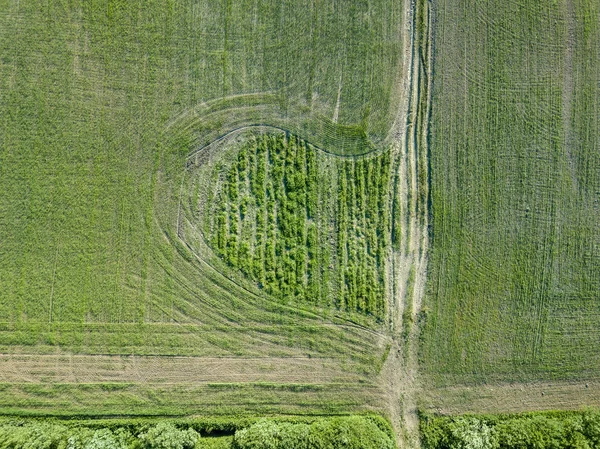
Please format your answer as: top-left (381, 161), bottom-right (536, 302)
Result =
top-left (421, 379), bottom-right (600, 415)
top-left (562, 0), bottom-right (578, 190)
top-left (380, 0), bottom-right (432, 447)
top-left (0, 354), bottom-right (371, 385)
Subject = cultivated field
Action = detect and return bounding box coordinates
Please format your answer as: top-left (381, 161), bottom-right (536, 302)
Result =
top-left (0, 0), bottom-right (404, 331)
top-left (421, 0), bottom-right (600, 388)
top-left (0, 0), bottom-right (419, 432)
top-left (0, 0), bottom-right (598, 446)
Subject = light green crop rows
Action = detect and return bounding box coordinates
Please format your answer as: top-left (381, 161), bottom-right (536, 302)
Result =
top-left (421, 0), bottom-right (600, 384)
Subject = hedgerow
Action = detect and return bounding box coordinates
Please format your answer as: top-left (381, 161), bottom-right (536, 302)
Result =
top-left (420, 410), bottom-right (600, 449)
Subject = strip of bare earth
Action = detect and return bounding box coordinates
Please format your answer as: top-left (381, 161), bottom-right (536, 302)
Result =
top-left (0, 354), bottom-right (368, 385)
top-left (421, 380), bottom-right (600, 415)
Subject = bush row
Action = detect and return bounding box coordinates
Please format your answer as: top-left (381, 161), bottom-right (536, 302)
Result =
top-left (420, 410), bottom-right (600, 449)
top-left (0, 415), bottom-right (393, 449)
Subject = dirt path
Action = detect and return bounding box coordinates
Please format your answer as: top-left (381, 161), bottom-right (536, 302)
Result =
top-left (379, 0), bottom-right (432, 447)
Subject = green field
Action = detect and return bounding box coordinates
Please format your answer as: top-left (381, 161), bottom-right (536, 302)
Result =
top-left (421, 0), bottom-right (600, 386)
top-left (0, 0), bottom-right (412, 428)
top-left (0, 0), bottom-right (405, 347)
top-left (1, 0), bottom-right (599, 446)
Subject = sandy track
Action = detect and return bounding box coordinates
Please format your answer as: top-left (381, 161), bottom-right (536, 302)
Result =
top-left (0, 354), bottom-right (369, 385)
top-left (378, 0), bottom-right (432, 446)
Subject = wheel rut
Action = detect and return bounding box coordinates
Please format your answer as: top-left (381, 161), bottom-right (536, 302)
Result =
top-left (379, 0), bottom-right (432, 447)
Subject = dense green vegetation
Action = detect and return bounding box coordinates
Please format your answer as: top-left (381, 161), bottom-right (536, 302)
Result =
top-left (201, 131), bottom-right (393, 318)
top-left (233, 416), bottom-right (394, 449)
top-left (420, 410), bottom-right (600, 449)
top-left (422, 0), bottom-right (600, 384)
top-left (0, 419), bottom-right (225, 449)
top-left (0, 416), bottom-right (393, 449)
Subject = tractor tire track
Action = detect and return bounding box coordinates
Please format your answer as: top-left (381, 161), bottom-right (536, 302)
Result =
top-left (380, 0), bottom-right (432, 447)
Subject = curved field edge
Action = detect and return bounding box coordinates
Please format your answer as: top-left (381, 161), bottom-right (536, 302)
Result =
top-left (166, 95), bottom-right (380, 158)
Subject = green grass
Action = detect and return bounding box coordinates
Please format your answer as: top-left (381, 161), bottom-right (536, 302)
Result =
top-left (2, 0), bottom-right (598, 434)
top-left (0, 0), bottom-right (405, 355)
top-left (0, 382), bottom-right (384, 417)
top-left (421, 0), bottom-right (600, 385)
top-left (0, 0), bottom-right (410, 419)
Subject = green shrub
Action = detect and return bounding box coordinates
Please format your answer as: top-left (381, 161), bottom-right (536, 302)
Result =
top-left (139, 423), bottom-right (200, 449)
top-left (421, 412), bottom-right (600, 449)
top-left (206, 131), bottom-right (391, 318)
top-left (232, 416), bottom-right (394, 449)
top-left (0, 422), bottom-right (70, 449)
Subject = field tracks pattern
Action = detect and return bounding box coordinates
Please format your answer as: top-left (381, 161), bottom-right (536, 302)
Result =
top-left (0, 0), bottom-right (431, 442)
top-left (172, 0), bottom-right (433, 444)
top-left (0, 354), bottom-right (368, 385)
top-left (379, 0), bottom-right (432, 446)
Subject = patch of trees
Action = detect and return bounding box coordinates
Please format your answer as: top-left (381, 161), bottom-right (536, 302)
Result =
top-left (0, 421), bottom-right (201, 449)
top-left (420, 410), bottom-right (600, 449)
top-left (206, 132), bottom-right (393, 319)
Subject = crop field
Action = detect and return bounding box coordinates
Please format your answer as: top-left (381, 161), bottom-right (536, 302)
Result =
top-left (1, 0), bottom-right (599, 446)
top-left (0, 0), bottom-right (404, 330)
top-left (421, 0), bottom-right (600, 388)
top-left (0, 0), bottom-right (421, 430)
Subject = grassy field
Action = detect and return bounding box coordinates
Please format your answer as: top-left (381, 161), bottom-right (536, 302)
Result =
top-left (1, 0), bottom-right (599, 444)
top-left (0, 0), bottom-right (413, 423)
top-left (0, 0), bottom-right (405, 348)
top-left (421, 0), bottom-right (600, 386)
